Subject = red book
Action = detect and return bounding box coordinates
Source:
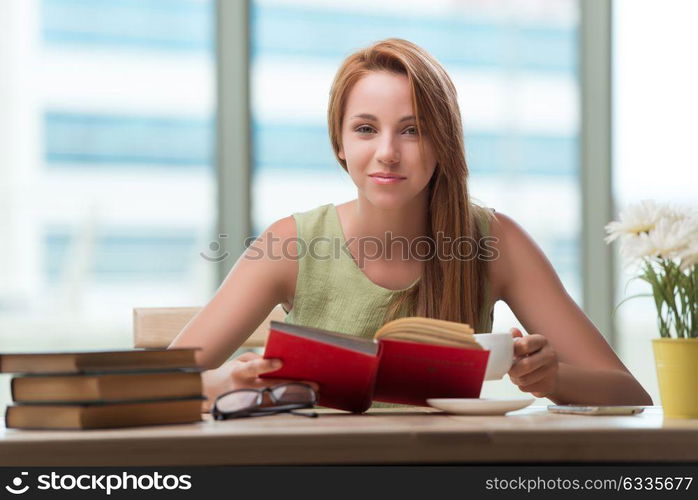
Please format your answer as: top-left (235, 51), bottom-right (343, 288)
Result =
top-left (261, 320), bottom-right (490, 413)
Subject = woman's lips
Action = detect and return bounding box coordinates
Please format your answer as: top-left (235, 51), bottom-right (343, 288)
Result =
top-left (369, 174), bottom-right (406, 185)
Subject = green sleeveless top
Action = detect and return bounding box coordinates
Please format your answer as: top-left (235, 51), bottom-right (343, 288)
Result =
top-left (282, 202), bottom-right (495, 409)
top-left (282, 203), bottom-right (495, 334)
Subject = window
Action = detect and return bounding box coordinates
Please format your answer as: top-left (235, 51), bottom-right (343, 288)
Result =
top-left (0, 0), bottom-right (216, 405)
top-left (612, 0), bottom-right (698, 404)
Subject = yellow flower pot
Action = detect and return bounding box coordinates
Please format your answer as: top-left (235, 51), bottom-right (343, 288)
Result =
top-left (652, 338), bottom-right (698, 419)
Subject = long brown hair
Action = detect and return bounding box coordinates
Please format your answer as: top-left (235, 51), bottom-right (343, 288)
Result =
top-left (327, 38), bottom-right (494, 332)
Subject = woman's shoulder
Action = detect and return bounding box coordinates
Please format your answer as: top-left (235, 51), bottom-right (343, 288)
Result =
top-left (289, 202), bottom-right (335, 220)
top-left (263, 203), bottom-right (334, 239)
top-left (255, 215), bottom-right (299, 313)
top-left (260, 203), bottom-right (336, 287)
top-left (487, 210), bottom-right (532, 247)
top-left (263, 202), bottom-right (345, 313)
top-left (485, 210), bottom-right (553, 303)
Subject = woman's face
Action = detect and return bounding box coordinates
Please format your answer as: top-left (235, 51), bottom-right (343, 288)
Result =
top-left (338, 71), bottom-right (437, 210)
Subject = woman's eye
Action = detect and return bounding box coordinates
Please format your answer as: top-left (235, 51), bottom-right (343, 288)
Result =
top-left (355, 125), bottom-right (418, 135)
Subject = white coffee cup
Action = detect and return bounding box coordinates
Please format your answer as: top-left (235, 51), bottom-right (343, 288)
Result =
top-left (473, 332), bottom-right (515, 380)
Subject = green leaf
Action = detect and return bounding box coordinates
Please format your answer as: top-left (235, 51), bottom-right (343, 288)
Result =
top-left (611, 293), bottom-right (653, 319)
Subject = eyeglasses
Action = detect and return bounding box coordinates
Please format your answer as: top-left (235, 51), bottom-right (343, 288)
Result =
top-left (212, 382), bottom-right (318, 420)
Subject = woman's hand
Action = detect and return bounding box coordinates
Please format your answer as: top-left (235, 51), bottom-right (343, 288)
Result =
top-left (200, 352), bottom-right (318, 413)
top-left (508, 327), bottom-right (559, 398)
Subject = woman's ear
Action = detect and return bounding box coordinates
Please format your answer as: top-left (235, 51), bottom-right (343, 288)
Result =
top-left (338, 149), bottom-right (345, 161)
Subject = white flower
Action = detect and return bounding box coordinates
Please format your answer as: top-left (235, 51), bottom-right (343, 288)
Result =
top-left (662, 202), bottom-right (698, 224)
top-left (608, 200), bottom-right (698, 338)
top-left (604, 199), bottom-right (667, 243)
top-left (616, 233), bottom-right (653, 261)
top-left (644, 216), bottom-right (698, 260)
top-left (606, 200), bottom-right (698, 264)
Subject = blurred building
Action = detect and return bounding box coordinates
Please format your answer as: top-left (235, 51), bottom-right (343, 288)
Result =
top-left (0, 0), bottom-right (217, 353)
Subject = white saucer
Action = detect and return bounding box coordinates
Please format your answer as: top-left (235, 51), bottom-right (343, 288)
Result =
top-left (427, 397), bottom-right (535, 415)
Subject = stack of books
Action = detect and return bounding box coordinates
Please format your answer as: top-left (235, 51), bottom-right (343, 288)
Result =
top-left (1, 348), bottom-right (204, 430)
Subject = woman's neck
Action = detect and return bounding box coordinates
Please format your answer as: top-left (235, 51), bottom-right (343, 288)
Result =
top-left (350, 192), bottom-right (430, 244)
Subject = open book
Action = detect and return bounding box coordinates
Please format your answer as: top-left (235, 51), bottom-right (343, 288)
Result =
top-left (260, 317), bottom-right (490, 413)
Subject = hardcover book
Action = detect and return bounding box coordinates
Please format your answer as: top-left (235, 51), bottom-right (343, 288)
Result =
top-left (0, 348), bottom-right (199, 375)
top-left (261, 317), bottom-right (490, 413)
top-left (5, 397), bottom-right (204, 430)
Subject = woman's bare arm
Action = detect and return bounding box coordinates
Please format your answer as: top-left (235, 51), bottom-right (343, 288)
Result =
top-left (490, 212), bottom-right (652, 405)
top-left (169, 216), bottom-right (298, 369)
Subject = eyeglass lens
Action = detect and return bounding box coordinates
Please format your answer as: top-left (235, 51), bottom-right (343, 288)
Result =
top-left (214, 389), bottom-right (262, 413)
top-left (215, 384), bottom-right (315, 414)
top-left (270, 383), bottom-right (315, 405)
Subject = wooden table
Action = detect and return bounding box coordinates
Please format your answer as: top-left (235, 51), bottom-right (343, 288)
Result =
top-left (2, 406), bottom-right (697, 466)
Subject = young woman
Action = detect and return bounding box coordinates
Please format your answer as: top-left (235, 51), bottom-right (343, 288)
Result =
top-left (170, 38), bottom-right (652, 410)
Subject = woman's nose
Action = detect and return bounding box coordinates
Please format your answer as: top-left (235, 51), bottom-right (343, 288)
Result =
top-left (376, 136), bottom-right (400, 164)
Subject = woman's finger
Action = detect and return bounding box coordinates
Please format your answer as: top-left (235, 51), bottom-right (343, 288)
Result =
top-left (254, 358), bottom-right (284, 375)
top-left (509, 347), bottom-right (549, 378)
top-left (236, 358), bottom-right (281, 379)
top-left (250, 378), bottom-right (320, 392)
top-left (511, 361), bottom-right (555, 388)
top-left (236, 352), bottom-right (261, 362)
top-left (520, 374), bottom-right (556, 396)
top-left (513, 334), bottom-right (547, 357)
